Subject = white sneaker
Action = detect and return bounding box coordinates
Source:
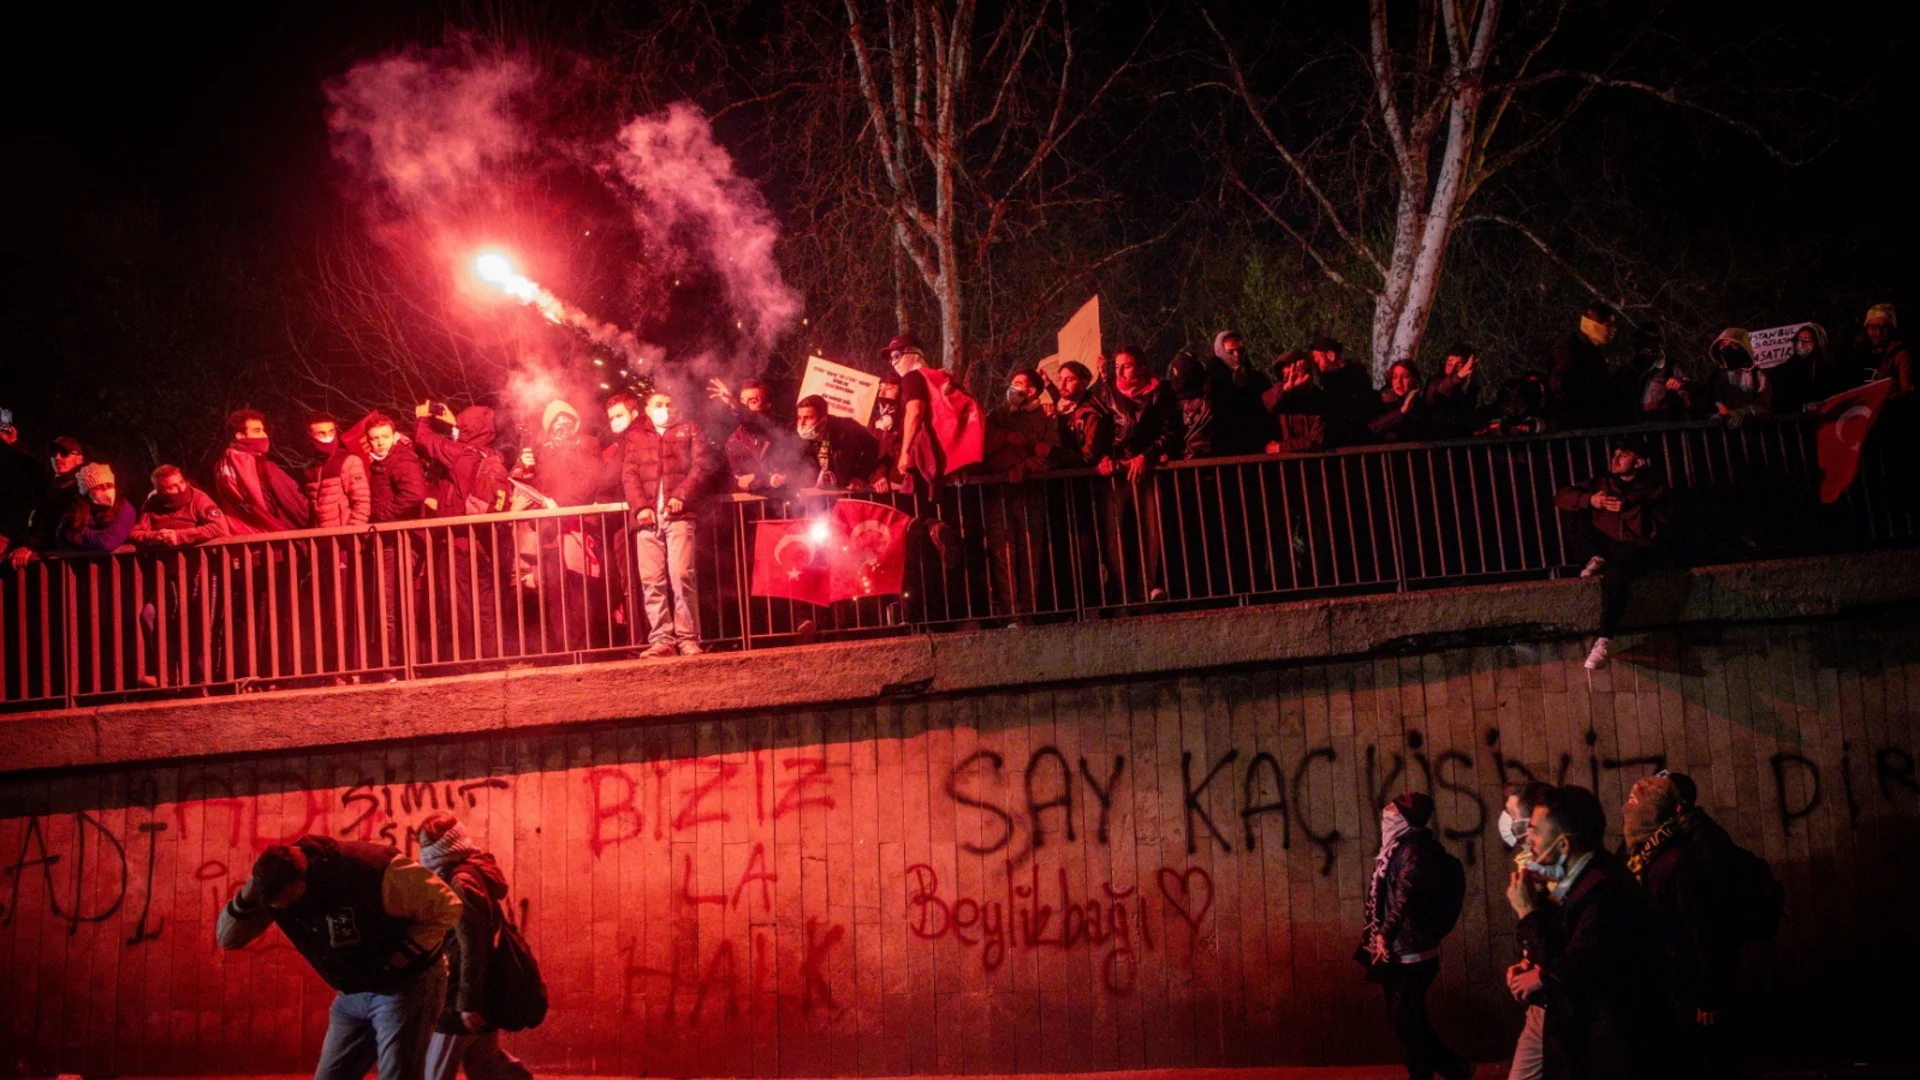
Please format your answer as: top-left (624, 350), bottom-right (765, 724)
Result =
top-left (1580, 556), bottom-right (1607, 578)
top-left (1584, 637), bottom-right (1611, 670)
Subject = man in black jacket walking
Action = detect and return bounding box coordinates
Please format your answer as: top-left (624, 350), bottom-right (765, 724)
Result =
top-left (1361, 792), bottom-right (1470, 1080)
top-left (1505, 785), bottom-right (1669, 1080)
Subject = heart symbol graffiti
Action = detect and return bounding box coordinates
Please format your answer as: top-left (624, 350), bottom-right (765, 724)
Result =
top-left (1156, 866), bottom-right (1214, 931)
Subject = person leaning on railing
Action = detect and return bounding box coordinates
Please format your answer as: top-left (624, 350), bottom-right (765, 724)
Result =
top-left (130, 465), bottom-right (229, 549)
top-left (55, 462), bottom-right (136, 554)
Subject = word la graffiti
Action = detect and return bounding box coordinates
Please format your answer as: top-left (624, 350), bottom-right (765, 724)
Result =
top-left (904, 861), bottom-right (1214, 995)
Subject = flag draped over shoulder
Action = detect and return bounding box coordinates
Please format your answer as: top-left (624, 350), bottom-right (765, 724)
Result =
top-left (749, 500), bottom-right (914, 605)
top-left (1815, 378), bottom-right (1892, 503)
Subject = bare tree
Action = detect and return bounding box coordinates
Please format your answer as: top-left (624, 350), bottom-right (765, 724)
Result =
top-left (1205, 0), bottom-right (1826, 379)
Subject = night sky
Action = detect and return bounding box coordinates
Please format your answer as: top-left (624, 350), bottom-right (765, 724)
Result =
top-left (4, 1), bottom-right (1917, 478)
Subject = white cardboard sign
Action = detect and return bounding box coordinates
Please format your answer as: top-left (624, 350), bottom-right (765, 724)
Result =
top-left (1747, 322), bottom-right (1813, 369)
top-left (797, 355), bottom-right (881, 426)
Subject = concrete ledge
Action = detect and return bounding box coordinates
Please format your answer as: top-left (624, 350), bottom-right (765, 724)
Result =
top-left (4, 548), bottom-right (1916, 775)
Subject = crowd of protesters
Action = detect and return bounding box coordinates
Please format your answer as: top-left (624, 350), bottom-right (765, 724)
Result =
top-left (0, 302), bottom-right (1910, 682)
top-left (1362, 771), bottom-right (1781, 1080)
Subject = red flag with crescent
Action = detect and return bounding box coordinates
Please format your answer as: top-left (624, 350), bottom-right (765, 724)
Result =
top-left (749, 518), bottom-right (831, 606)
top-left (1815, 378), bottom-right (1893, 503)
top-left (826, 499), bottom-right (913, 602)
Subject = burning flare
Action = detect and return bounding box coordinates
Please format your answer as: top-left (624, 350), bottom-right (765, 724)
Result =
top-left (470, 249), bottom-right (649, 367)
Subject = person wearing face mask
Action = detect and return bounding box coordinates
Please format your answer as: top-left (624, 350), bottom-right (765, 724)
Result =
top-left (1497, 782), bottom-right (1554, 1080)
top-left (305, 414), bottom-right (371, 529)
top-left (1704, 329), bottom-right (1772, 423)
top-left (1356, 792), bottom-right (1471, 1080)
top-left (984, 368), bottom-right (1058, 479)
top-left (621, 390), bottom-right (721, 657)
top-left (981, 368), bottom-right (1060, 618)
top-left (411, 402), bottom-right (513, 661)
top-left (724, 379), bottom-right (801, 494)
top-left (1766, 324), bottom-right (1836, 414)
top-left (1548, 303), bottom-right (1621, 430)
top-left (1551, 434), bottom-right (1670, 670)
top-left (520, 400), bottom-right (602, 509)
top-left (1504, 785), bottom-right (1668, 1080)
top-left (881, 332), bottom-right (984, 496)
top-left (212, 409), bottom-right (311, 535)
top-left (793, 396), bottom-right (880, 490)
top-left (55, 461), bottom-right (136, 553)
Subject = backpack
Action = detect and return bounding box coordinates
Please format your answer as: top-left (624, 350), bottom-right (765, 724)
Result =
top-left (463, 450), bottom-right (513, 516)
top-left (1721, 842), bottom-right (1785, 944)
top-left (1417, 844), bottom-right (1468, 941)
top-left (476, 888), bottom-right (548, 1031)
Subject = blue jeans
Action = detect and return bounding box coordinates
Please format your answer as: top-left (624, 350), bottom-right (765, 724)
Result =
top-left (313, 963), bottom-right (446, 1080)
top-left (635, 519), bottom-right (699, 646)
top-left (425, 1030), bottom-right (533, 1080)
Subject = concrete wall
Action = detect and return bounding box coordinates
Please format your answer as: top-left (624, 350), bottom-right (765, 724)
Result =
top-left (2, 554), bottom-right (1918, 1076)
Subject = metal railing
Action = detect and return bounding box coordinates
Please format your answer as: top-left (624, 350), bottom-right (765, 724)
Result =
top-left (3, 414), bottom-right (1913, 711)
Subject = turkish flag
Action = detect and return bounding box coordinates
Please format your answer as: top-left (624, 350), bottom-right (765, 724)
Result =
top-left (826, 500), bottom-right (913, 602)
top-left (749, 518), bottom-right (831, 606)
top-left (1815, 378), bottom-right (1893, 503)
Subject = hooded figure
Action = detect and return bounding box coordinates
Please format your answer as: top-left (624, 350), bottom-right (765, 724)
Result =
top-left (1204, 329), bottom-right (1276, 454)
top-left (523, 400), bottom-right (602, 508)
top-left (1706, 328), bottom-right (1771, 421)
top-left (416, 404), bottom-right (510, 516)
top-left (1767, 323), bottom-right (1835, 413)
top-left (1167, 351), bottom-right (1218, 460)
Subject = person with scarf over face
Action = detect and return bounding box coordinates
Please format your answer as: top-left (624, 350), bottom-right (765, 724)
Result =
top-left (723, 378), bottom-right (803, 494)
top-left (415, 814), bottom-right (534, 1080)
top-left (1767, 324), bottom-right (1838, 413)
top-left (1094, 347), bottom-right (1178, 604)
top-left (1705, 329), bottom-right (1772, 423)
top-left (1205, 329), bottom-right (1276, 454)
top-left (1504, 785), bottom-right (1669, 1080)
top-left (1358, 792), bottom-right (1471, 1080)
top-left (212, 410), bottom-right (311, 535)
top-left (1622, 776), bottom-right (1728, 1079)
top-left (305, 414), bottom-right (370, 529)
top-left (1548, 303), bottom-right (1621, 430)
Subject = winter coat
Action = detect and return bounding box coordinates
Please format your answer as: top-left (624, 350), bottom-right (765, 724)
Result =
top-left (1371, 827), bottom-right (1457, 959)
top-left (437, 851), bottom-right (510, 1033)
top-left (1549, 330), bottom-right (1614, 430)
top-left (1516, 851), bottom-right (1670, 1080)
top-left (1315, 362), bottom-right (1377, 447)
top-left (984, 401), bottom-right (1057, 475)
top-left (213, 446), bottom-right (311, 535)
top-left (26, 469), bottom-right (77, 550)
top-left (1624, 364), bottom-right (1696, 422)
top-left (1706, 329), bottom-right (1772, 419)
top-left (1767, 325), bottom-right (1836, 413)
top-left (725, 416), bottom-right (804, 492)
top-left (799, 416), bottom-right (880, 489)
top-left (1552, 470), bottom-right (1669, 548)
top-left (367, 440), bottom-right (429, 523)
top-left (307, 448), bottom-right (370, 529)
top-left (414, 407), bottom-right (510, 516)
top-left (130, 488), bottom-right (230, 548)
top-left (1367, 384), bottom-right (1428, 442)
top-left (1055, 396), bottom-right (1114, 467)
top-left (621, 421), bottom-right (720, 523)
top-left (1260, 380), bottom-right (1329, 453)
top-left (1869, 334), bottom-right (1915, 397)
top-left (1423, 371), bottom-right (1481, 439)
top-left (55, 497), bottom-right (135, 553)
top-left (532, 433), bottom-right (605, 508)
top-left (1098, 378), bottom-right (1180, 465)
top-left (1633, 832), bottom-right (1722, 1020)
top-left (1202, 355), bottom-right (1277, 454)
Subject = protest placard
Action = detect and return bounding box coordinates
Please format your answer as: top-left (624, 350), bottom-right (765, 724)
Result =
top-left (1748, 322), bottom-right (1813, 368)
top-left (796, 355), bottom-right (881, 426)
top-left (1037, 295), bottom-right (1103, 388)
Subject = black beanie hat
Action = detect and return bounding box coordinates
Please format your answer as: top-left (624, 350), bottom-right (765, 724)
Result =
top-left (1392, 791), bottom-right (1435, 828)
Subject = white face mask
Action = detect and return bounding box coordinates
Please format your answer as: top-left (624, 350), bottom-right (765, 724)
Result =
top-left (609, 414), bottom-right (631, 434)
top-left (1528, 836), bottom-right (1570, 881)
top-left (648, 406), bottom-right (671, 429)
top-left (1497, 809), bottom-right (1528, 849)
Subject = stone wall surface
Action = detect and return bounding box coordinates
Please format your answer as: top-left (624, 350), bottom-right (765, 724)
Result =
top-left (0, 553), bottom-right (1917, 1076)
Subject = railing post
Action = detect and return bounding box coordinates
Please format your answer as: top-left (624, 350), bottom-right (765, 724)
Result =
top-left (61, 560), bottom-right (78, 709)
top-left (397, 529), bottom-right (417, 682)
